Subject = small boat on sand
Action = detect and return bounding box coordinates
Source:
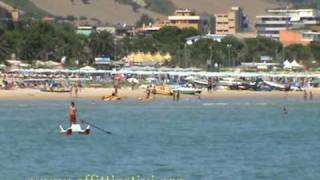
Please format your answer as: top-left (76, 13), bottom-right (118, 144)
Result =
top-left (153, 85), bottom-right (173, 96)
top-left (172, 86), bottom-right (202, 95)
top-left (41, 88), bottom-right (71, 93)
top-left (59, 124), bottom-right (90, 135)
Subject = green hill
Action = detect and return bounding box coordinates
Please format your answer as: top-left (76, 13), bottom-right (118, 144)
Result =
top-left (1, 0), bottom-right (49, 17)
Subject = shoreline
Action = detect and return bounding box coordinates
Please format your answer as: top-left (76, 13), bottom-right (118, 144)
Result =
top-left (0, 87), bottom-right (316, 101)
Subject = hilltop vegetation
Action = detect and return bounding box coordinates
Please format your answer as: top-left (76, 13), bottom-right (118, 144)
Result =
top-left (1, 0), bottom-right (48, 17)
top-left (1, 0), bottom-right (320, 22)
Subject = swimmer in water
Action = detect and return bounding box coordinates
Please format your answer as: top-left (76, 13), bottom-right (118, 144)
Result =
top-left (283, 106), bottom-right (288, 115)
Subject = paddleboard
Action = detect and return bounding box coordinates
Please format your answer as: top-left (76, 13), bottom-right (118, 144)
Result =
top-left (59, 124), bottom-right (90, 135)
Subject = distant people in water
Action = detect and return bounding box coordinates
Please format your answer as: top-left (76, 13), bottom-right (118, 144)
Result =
top-left (176, 90), bottom-right (180, 101)
top-left (303, 89), bottom-right (307, 101)
top-left (309, 91), bottom-right (313, 100)
top-left (173, 90), bottom-right (176, 101)
top-left (303, 79), bottom-right (314, 101)
top-left (283, 106), bottom-right (288, 115)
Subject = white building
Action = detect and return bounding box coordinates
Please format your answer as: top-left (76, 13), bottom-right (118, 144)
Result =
top-left (185, 34), bottom-right (226, 45)
top-left (96, 26), bottom-right (116, 35)
top-left (256, 9), bottom-right (320, 39)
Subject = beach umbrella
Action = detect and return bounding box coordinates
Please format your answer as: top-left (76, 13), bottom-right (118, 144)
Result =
top-left (115, 74), bottom-right (126, 80)
top-left (185, 76), bottom-right (195, 81)
top-left (146, 77), bottom-right (157, 82)
top-left (127, 77), bottom-right (139, 84)
top-left (80, 66), bottom-right (96, 71)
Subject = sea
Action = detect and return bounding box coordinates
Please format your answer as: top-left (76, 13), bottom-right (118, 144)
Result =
top-left (0, 95), bottom-right (320, 180)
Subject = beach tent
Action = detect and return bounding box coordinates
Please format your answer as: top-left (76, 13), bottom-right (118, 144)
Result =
top-left (126, 52), bottom-right (171, 64)
top-left (80, 66), bottom-right (96, 71)
top-left (45, 61), bottom-right (62, 67)
top-left (283, 60), bottom-right (292, 69)
top-left (133, 52), bottom-right (145, 63)
top-left (144, 52), bottom-right (154, 62)
top-left (154, 52), bottom-right (165, 62)
top-left (164, 53), bottom-right (172, 61)
top-left (35, 60), bottom-right (46, 67)
top-left (291, 60), bottom-right (304, 69)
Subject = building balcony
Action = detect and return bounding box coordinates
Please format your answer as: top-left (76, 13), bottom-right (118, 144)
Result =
top-left (256, 20), bottom-right (289, 25)
top-left (256, 27), bottom-right (287, 31)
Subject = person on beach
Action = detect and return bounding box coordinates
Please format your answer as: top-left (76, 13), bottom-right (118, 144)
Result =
top-left (131, 81), bottom-right (136, 90)
top-left (70, 84), bottom-right (73, 97)
top-left (113, 80), bottom-right (119, 96)
top-left (77, 80), bottom-right (82, 93)
top-left (69, 102), bottom-right (77, 124)
top-left (74, 84), bottom-right (78, 98)
top-left (146, 86), bottom-right (151, 99)
top-left (309, 91), bottom-right (313, 100)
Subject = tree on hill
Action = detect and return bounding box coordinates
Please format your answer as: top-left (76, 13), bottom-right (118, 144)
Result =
top-left (136, 14), bottom-right (154, 27)
top-left (243, 37), bottom-right (282, 63)
top-left (284, 44), bottom-right (312, 63)
top-left (89, 31), bottom-right (115, 62)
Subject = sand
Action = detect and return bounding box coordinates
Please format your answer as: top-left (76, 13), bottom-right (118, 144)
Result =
top-left (0, 87), bottom-right (317, 101)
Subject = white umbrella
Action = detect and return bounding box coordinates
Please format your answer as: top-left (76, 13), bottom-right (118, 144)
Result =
top-left (80, 66), bottom-right (96, 71)
top-left (127, 78), bottom-right (139, 84)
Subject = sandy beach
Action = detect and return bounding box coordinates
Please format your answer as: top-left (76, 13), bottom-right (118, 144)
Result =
top-left (0, 87), bottom-right (317, 101)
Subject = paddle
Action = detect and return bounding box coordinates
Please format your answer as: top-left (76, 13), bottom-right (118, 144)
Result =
top-left (80, 120), bottom-right (112, 135)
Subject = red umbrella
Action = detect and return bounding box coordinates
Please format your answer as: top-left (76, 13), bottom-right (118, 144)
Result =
top-left (114, 74), bottom-right (126, 80)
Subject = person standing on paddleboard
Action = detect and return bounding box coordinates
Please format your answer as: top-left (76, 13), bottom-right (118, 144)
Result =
top-left (69, 102), bottom-right (77, 125)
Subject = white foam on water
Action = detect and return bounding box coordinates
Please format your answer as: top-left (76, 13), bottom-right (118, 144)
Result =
top-left (202, 103), bottom-right (229, 106)
top-left (255, 102), bottom-right (269, 106)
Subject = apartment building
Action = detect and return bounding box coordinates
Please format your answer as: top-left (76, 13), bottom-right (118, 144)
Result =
top-left (256, 9), bottom-right (320, 39)
top-left (215, 7), bottom-right (248, 35)
top-left (167, 9), bottom-right (214, 34)
top-left (0, 3), bottom-right (21, 22)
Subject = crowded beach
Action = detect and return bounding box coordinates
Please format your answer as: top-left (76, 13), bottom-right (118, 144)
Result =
top-left (0, 64), bottom-right (319, 101)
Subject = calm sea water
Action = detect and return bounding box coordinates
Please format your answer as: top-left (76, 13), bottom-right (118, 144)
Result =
top-left (0, 96), bottom-right (320, 180)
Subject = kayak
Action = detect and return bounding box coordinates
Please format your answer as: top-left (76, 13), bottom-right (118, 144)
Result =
top-left (41, 88), bottom-right (71, 93)
top-left (59, 124), bottom-right (90, 135)
top-left (102, 95), bottom-right (121, 101)
top-left (172, 87), bottom-right (202, 95)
